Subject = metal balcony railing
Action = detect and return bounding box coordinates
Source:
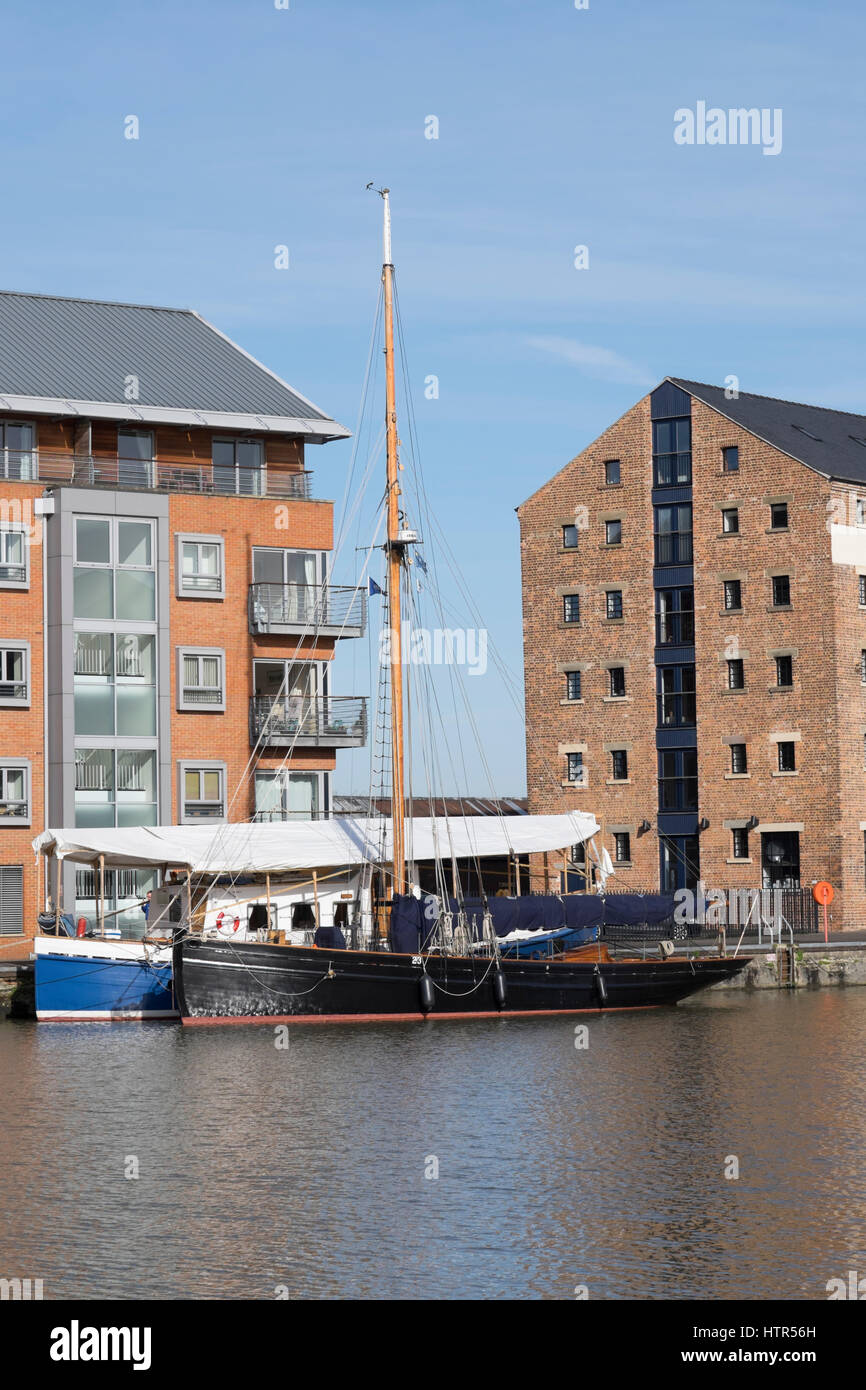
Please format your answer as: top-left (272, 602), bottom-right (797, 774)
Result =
top-left (0, 451), bottom-right (313, 500)
top-left (248, 583), bottom-right (366, 638)
top-left (250, 695), bottom-right (368, 748)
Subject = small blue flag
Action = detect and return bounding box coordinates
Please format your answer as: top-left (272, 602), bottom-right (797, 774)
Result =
top-left (416, 554), bottom-right (428, 575)
top-left (369, 577), bottom-right (384, 596)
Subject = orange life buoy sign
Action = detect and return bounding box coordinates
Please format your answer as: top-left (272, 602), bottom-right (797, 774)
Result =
top-left (813, 882), bottom-right (834, 906)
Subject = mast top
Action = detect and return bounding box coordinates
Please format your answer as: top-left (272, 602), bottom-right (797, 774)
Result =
top-left (366, 183), bottom-right (393, 266)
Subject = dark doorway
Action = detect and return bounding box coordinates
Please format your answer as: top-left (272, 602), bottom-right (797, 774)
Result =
top-left (761, 832), bottom-right (800, 889)
top-left (660, 835), bottom-right (700, 893)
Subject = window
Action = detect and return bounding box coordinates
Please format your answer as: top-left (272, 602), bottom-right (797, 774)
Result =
top-left (723, 579), bottom-right (742, 611)
top-left (727, 658), bottom-right (744, 690)
top-left (73, 517), bottom-right (155, 622)
top-left (74, 749), bottom-right (157, 829)
top-left (608, 667), bottom-right (626, 698)
top-left (658, 748), bottom-right (698, 810)
top-left (722, 446), bottom-right (739, 473)
top-left (860, 575), bottom-right (866, 606)
top-left (0, 644), bottom-right (29, 705)
top-left (656, 587), bottom-right (694, 645)
top-left (614, 832), bottom-right (631, 863)
top-left (730, 743), bottom-right (748, 775)
top-left (0, 528), bottom-right (27, 587)
top-left (254, 770), bottom-right (323, 821)
top-left (74, 633), bottom-right (156, 736)
top-left (732, 827), bottom-right (749, 860)
top-left (652, 417), bottom-right (691, 486)
top-left (605, 519), bottom-right (622, 546)
top-left (772, 575), bottom-right (791, 607)
top-left (858, 500), bottom-right (866, 527)
top-left (0, 422), bottom-right (35, 481)
top-left (180, 764), bottom-right (226, 822)
top-left (862, 650), bottom-right (866, 684)
top-left (775, 654), bottom-right (793, 688)
top-left (770, 502), bottom-right (788, 530)
top-left (177, 536), bottom-right (225, 598)
top-left (611, 749), bottom-right (628, 781)
top-left (563, 594), bottom-right (580, 624)
top-left (654, 504), bottom-right (692, 565)
top-left (658, 664), bottom-right (696, 727)
top-left (178, 649), bottom-right (225, 710)
top-left (566, 752), bottom-right (585, 784)
top-left (117, 430), bottom-right (154, 489)
top-left (605, 459), bottom-right (621, 486)
top-left (777, 740), bottom-right (796, 772)
top-left (0, 764), bottom-right (29, 821)
top-left (562, 524), bottom-right (579, 550)
top-left (566, 671), bottom-right (582, 701)
top-left (721, 508), bottom-right (739, 534)
top-left (606, 590), bottom-right (623, 620)
top-left (0, 865), bottom-right (23, 935)
top-left (213, 437), bottom-right (264, 496)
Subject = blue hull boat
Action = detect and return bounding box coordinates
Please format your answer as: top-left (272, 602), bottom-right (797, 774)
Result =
top-left (33, 936), bottom-right (177, 1021)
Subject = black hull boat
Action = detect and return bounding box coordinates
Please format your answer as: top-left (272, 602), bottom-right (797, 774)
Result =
top-left (174, 938), bottom-right (749, 1025)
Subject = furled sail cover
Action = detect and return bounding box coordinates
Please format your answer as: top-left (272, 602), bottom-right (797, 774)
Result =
top-left (33, 813), bottom-right (599, 872)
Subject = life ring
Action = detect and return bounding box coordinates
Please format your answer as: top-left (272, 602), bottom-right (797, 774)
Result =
top-left (216, 910), bottom-right (240, 936)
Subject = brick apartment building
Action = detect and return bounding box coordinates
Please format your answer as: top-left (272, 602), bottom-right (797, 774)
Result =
top-left (0, 291), bottom-right (366, 947)
top-left (519, 377), bottom-right (866, 929)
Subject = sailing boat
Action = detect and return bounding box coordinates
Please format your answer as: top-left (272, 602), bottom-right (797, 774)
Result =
top-left (173, 191), bottom-right (748, 1024)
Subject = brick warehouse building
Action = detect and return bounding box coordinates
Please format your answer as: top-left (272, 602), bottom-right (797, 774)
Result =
top-left (518, 377), bottom-right (866, 930)
top-left (0, 291), bottom-right (366, 948)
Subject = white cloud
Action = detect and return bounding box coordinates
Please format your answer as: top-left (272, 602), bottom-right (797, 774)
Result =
top-left (526, 336), bottom-right (654, 386)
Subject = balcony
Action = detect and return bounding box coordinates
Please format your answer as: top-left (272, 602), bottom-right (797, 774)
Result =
top-left (250, 695), bottom-right (368, 749)
top-left (248, 583), bottom-right (366, 638)
top-left (0, 451), bottom-right (313, 500)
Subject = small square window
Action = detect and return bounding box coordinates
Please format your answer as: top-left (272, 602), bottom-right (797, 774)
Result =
top-left (566, 752), bottom-right (585, 784)
top-left (861, 650), bottom-right (866, 684)
top-left (606, 590), bottom-right (623, 620)
top-left (605, 519), bottom-right (622, 546)
top-left (770, 502), bottom-right (788, 530)
top-left (614, 832), bottom-right (631, 863)
top-left (776, 654), bottom-right (793, 688)
top-left (566, 671), bottom-right (582, 701)
top-left (562, 524), bottom-right (579, 550)
top-left (732, 827), bottom-right (749, 859)
top-left (859, 575), bottom-right (866, 606)
top-left (727, 658), bottom-right (744, 690)
top-left (722, 508), bottom-right (739, 534)
top-left (731, 743), bottom-right (747, 774)
top-left (180, 763), bottom-right (226, 822)
top-left (722, 446), bottom-right (739, 473)
top-left (611, 749), bottom-right (628, 781)
top-left (778, 740), bottom-right (796, 772)
top-left (608, 667), bottom-right (626, 698)
top-left (0, 645), bottom-right (29, 706)
top-left (0, 529), bottom-right (28, 588)
top-left (772, 575), bottom-right (791, 607)
top-left (0, 764), bottom-right (29, 822)
top-left (177, 536), bottom-right (225, 599)
top-left (563, 594), bottom-right (580, 624)
top-left (177, 648), bottom-right (226, 711)
top-left (723, 579), bottom-right (742, 611)
top-left (605, 459), bottom-right (621, 486)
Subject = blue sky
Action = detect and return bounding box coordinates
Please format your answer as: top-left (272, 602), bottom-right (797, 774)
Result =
top-left (3, 0), bottom-right (865, 795)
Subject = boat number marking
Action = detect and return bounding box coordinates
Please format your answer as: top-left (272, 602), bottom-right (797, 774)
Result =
top-left (411, 955), bottom-right (422, 966)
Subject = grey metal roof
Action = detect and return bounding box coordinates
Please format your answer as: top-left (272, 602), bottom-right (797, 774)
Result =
top-left (0, 290), bottom-right (349, 440)
top-left (670, 377), bottom-right (866, 485)
top-left (333, 795), bottom-right (528, 817)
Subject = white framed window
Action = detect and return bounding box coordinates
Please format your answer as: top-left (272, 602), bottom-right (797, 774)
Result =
top-left (176, 534), bottom-right (225, 599)
top-left (74, 749), bottom-right (157, 830)
top-left (73, 516), bottom-right (155, 622)
top-left (0, 642), bottom-right (29, 706)
top-left (0, 761), bottom-right (30, 824)
top-left (177, 648), bottom-right (225, 711)
top-left (0, 527), bottom-right (28, 588)
top-left (254, 770), bottom-right (324, 821)
top-left (179, 762), bottom-right (227, 822)
top-left (0, 865), bottom-right (23, 935)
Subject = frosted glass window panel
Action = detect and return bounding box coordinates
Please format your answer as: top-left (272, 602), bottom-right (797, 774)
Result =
top-left (254, 773), bottom-right (282, 814)
top-left (74, 568), bottom-right (113, 619)
top-left (117, 521), bottom-right (152, 568)
top-left (75, 803), bottom-right (116, 829)
top-left (76, 519), bottom-right (111, 565)
top-left (115, 569), bottom-right (155, 620)
top-left (287, 775), bottom-right (317, 817)
top-left (116, 685), bottom-right (156, 736)
top-left (74, 684), bottom-right (115, 736)
top-left (116, 634), bottom-right (155, 682)
top-left (117, 803), bottom-right (158, 828)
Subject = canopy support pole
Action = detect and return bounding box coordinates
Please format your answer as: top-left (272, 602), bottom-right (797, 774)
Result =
top-left (98, 854), bottom-right (105, 938)
top-left (266, 874), bottom-right (271, 933)
top-left (312, 870), bottom-right (319, 928)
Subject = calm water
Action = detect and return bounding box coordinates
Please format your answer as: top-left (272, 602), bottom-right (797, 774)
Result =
top-left (2, 989), bottom-right (865, 1300)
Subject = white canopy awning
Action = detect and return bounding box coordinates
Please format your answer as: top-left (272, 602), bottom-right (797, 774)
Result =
top-left (32, 813), bottom-right (599, 874)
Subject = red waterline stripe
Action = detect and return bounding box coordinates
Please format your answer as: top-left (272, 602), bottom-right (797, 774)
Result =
top-left (181, 1004), bottom-right (660, 1027)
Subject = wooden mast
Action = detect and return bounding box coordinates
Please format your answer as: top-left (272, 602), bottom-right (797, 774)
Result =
top-left (381, 188), bottom-right (407, 901)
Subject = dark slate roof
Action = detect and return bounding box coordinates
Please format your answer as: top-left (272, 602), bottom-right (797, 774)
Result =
top-left (670, 377), bottom-right (866, 485)
top-left (0, 290), bottom-right (345, 431)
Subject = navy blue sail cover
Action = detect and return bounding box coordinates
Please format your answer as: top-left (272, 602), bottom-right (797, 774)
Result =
top-left (389, 892), bottom-right (676, 953)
